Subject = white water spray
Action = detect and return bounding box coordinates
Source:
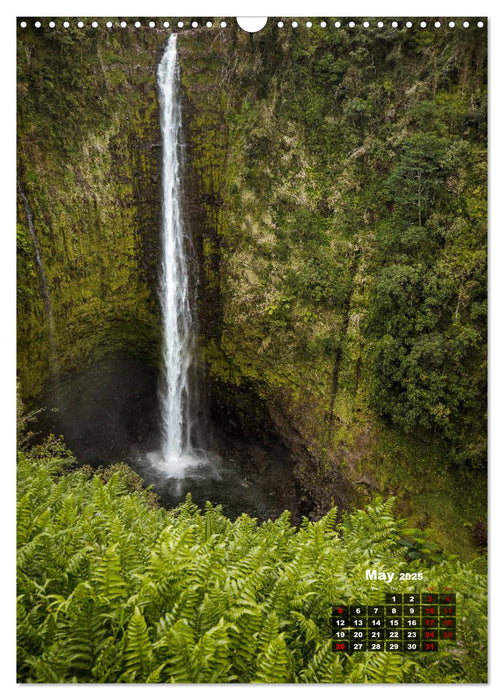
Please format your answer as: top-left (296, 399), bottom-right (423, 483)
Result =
top-left (155, 34), bottom-right (195, 475)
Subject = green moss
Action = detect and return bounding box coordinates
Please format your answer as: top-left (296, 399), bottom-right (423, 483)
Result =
top-left (178, 25), bottom-right (486, 556)
top-left (17, 23), bottom-right (486, 558)
top-left (17, 25), bottom-right (167, 402)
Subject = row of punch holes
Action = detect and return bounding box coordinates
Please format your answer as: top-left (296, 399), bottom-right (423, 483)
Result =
top-left (19, 19), bottom-right (485, 30)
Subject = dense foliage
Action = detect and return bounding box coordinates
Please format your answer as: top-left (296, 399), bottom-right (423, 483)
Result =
top-left (210, 22), bottom-right (487, 473)
top-left (17, 19), bottom-right (486, 583)
top-left (17, 449), bottom-right (486, 683)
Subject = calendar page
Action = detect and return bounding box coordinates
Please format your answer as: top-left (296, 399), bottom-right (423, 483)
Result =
top-left (16, 14), bottom-right (487, 684)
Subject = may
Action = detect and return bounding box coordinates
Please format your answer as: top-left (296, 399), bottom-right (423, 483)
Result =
top-left (366, 569), bottom-right (395, 583)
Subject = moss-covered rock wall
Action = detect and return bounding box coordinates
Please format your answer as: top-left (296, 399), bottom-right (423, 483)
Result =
top-left (17, 23), bottom-right (170, 399)
top-left (179, 21), bottom-right (487, 547)
top-left (17, 19), bottom-right (487, 555)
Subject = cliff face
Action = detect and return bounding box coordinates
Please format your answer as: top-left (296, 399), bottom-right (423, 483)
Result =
top-left (17, 20), bottom-right (487, 554)
top-left (179, 23), bottom-right (486, 534)
top-left (17, 25), bottom-right (167, 398)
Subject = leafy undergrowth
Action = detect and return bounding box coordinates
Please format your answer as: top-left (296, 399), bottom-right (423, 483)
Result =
top-left (17, 450), bottom-right (487, 683)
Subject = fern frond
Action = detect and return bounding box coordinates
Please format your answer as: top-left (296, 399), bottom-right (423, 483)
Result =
top-left (253, 633), bottom-right (291, 683)
top-left (24, 655), bottom-right (61, 683)
top-left (159, 618), bottom-right (196, 682)
top-left (124, 606), bottom-right (152, 682)
top-left (289, 610), bottom-right (319, 645)
top-left (190, 618), bottom-right (234, 682)
top-left (365, 652), bottom-right (404, 683)
top-left (53, 593), bottom-right (109, 675)
top-left (93, 543), bottom-right (127, 601)
top-left (91, 636), bottom-right (124, 683)
top-left (299, 639), bottom-right (344, 683)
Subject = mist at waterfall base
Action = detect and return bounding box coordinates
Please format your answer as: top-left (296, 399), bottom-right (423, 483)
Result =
top-left (39, 354), bottom-right (299, 522)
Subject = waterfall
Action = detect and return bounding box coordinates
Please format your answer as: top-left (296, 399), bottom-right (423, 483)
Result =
top-left (18, 186), bottom-right (59, 378)
top-left (156, 34), bottom-right (195, 473)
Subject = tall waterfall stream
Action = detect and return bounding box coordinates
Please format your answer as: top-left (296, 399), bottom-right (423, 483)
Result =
top-left (148, 34), bottom-right (200, 475)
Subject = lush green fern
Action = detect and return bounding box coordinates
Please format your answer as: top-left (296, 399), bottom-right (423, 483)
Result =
top-left (122, 607), bottom-right (152, 682)
top-left (17, 450), bottom-right (487, 683)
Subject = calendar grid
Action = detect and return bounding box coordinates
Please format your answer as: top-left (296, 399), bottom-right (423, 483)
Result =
top-left (332, 593), bottom-right (456, 652)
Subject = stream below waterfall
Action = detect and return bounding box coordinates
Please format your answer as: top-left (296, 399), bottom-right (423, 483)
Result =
top-left (133, 449), bottom-right (297, 523)
top-left (38, 354), bottom-right (301, 523)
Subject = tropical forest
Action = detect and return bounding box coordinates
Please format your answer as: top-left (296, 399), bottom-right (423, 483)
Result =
top-left (16, 17), bottom-right (487, 683)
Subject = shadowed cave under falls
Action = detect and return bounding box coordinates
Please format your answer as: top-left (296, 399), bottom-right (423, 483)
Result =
top-left (41, 35), bottom-right (301, 523)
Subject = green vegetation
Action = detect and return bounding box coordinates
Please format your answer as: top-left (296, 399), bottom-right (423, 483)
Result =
top-left (17, 447), bottom-right (486, 683)
top-left (17, 17), bottom-right (486, 608)
top-left (17, 22), bottom-right (165, 398)
top-left (177, 21), bottom-right (487, 552)
top-left (203, 20), bottom-right (487, 466)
